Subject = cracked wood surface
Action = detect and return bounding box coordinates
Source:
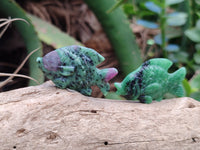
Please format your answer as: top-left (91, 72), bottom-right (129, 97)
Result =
top-left (0, 81), bottom-right (200, 150)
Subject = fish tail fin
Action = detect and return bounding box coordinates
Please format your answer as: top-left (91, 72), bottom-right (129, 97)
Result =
top-left (170, 85), bottom-right (185, 97)
top-left (97, 68), bottom-right (118, 96)
top-left (114, 82), bottom-right (126, 95)
top-left (100, 68), bottom-right (118, 82)
top-left (169, 67), bottom-right (186, 97)
top-left (169, 67), bottom-right (186, 83)
top-left (114, 82), bottom-right (121, 94)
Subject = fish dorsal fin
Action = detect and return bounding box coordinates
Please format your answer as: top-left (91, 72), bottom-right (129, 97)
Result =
top-left (149, 58), bottom-right (173, 70)
top-left (79, 46), bottom-right (105, 65)
top-left (58, 45), bottom-right (105, 66)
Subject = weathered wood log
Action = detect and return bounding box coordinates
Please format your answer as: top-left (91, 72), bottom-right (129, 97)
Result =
top-left (0, 81), bottom-right (200, 150)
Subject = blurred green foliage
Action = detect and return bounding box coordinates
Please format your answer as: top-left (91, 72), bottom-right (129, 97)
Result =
top-left (0, 0), bottom-right (44, 86)
top-left (108, 0), bottom-right (200, 100)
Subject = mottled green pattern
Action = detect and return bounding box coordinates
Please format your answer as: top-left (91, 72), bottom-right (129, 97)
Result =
top-left (115, 58), bottom-right (186, 104)
top-left (37, 45), bottom-right (118, 96)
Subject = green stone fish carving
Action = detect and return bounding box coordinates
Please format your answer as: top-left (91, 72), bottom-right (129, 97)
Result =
top-left (37, 45), bottom-right (118, 96)
top-left (114, 58), bottom-right (186, 104)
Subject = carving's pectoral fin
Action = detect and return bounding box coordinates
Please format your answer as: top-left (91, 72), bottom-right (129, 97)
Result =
top-left (99, 82), bottom-right (110, 96)
top-left (139, 95), bottom-right (153, 104)
top-left (143, 83), bottom-right (163, 101)
top-left (59, 66), bottom-right (75, 76)
top-left (80, 88), bottom-right (92, 96)
top-left (144, 83), bottom-right (161, 95)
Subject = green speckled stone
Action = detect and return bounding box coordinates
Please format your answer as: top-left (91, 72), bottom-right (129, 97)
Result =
top-left (37, 45), bottom-right (118, 96)
top-left (114, 58), bottom-right (186, 104)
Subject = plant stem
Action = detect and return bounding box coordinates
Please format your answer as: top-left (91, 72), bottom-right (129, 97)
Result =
top-left (179, 0), bottom-right (192, 51)
top-left (191, 0), bottom-right (197, 27)
top-left (160, 0), bottom-right (167, 58)
top-left (84, 0), bottom-right (142, 76)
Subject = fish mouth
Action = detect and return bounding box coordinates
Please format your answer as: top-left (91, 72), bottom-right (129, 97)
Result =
top-left (36, 57), bottom-right (42, 64)
top-left (36, 57), bottom-right (43, 70)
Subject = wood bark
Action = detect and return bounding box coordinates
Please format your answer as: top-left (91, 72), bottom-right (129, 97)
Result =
top-left (0, 81), bottom-right (200, 150)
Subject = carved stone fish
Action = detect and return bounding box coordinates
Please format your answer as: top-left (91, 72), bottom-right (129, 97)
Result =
top-left (115, 58), bottom-right (186, 103)
top-left (37, 45), bottom-right (118, 96)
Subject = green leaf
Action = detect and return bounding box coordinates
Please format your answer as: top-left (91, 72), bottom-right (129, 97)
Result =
top-left (185, 28), bottom-right (200, 42)
top-left (166, 12), bottom-right (187, 26)
top-left (190, 72), bottom-right (200, 90)
top-left (165, 0), bottom-right (184, 6)
top-left (136, 19), bottom-right (159, 29)
top-left (149, 0), bottom-right (162, 7)
top-left (144, 1), bottom-right (161, 14)
top-left (194, 53), bottom-right (200, 64)
top-left (195, 0), bottom-right (200, 5)
top-left (168, 51), bottom-right (188, 63)
top-left (182, 79), bottom-right (191, 96)
top-left (165, 44), bottom-right (179, 52)
top-left (195, 44), bottom-right (200, 51)
top-left (192, 65), bottom-right (200, 71)
top-left (190, 92), bottom-right (200, 101)
top-left (154, 34), bottom-right (168, 45)
top-left (107, 0), bottom-right (124, 14)
top-left (28, 14), bottom-right (82, 49)
top-left (197, 12), bottom-right (200, 18)
top-left (195, 19), bottom-right (200, 29)
top-left (123, 3), bottom-right (135, 17)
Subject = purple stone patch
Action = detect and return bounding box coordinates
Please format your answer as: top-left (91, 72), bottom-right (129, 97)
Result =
top-left (104, 68), bottom-right (118, 82)
top-left (43, 51), bottom-right (61, 71)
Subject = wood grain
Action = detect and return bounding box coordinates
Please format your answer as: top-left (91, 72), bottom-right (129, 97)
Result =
top-left (0, 81), bottom-right (199, 150)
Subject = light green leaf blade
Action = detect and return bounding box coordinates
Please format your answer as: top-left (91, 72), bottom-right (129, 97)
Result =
top-left (195, 44), bottom-right (200, 51)
top-left (185, 28), bottom-right (200, 42)
top-left (168, 51), bottom-right (188, 63)
top-left (182, 79), bottom-right (191, 97)
top-left (195, 0), bottom-right (200, 5)
top-left (166, 0), bottom-right (184, 6)
top-left (190, 92), bottom-right (200, 101)
top-left (28, 14), bottom-right (82, 49)
top-left (190, 72), bottom-right (200, 91)
top-left (194, 53), bottom-right (200, 64)
top-left (166, 12), bottom-right (187, 26)
top-left (196, 19), bottom-right (200, 29)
